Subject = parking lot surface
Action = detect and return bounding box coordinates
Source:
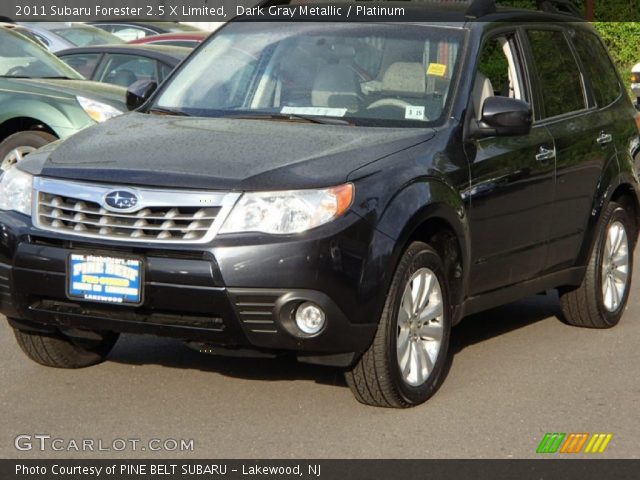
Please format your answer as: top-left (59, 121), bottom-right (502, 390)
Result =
top-left (1, 259), bottom-right (639, 459)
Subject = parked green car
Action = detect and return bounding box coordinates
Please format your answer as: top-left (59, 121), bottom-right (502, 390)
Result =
top-left (0, 27), bottom-right (126, 171)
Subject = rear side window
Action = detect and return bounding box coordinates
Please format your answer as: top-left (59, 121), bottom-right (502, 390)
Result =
top-left (571, 30), bottom-right (621, 107)
top-left (526, 29), bottom-right (585, 119)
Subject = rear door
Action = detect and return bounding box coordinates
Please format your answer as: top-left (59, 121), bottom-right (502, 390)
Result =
top-left (523, 27), bottom-right (619, 272)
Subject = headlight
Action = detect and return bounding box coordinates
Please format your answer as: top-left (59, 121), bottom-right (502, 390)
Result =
top-left (220, 183), bottom-right (354, 235)
top-left (77, 96), bottom-right (122, 123)
top-left (0, 168), bottom-right (33, 216)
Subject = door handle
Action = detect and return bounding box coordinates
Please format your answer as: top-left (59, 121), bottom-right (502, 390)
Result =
top-left (536, 146), bottom-right (556, 162)
top-left (596, 132), bottom-right (613, 146)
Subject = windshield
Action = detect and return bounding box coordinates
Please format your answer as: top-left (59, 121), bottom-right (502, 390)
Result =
top-left (51, 26), bottom-right (125, 47)
top-left (152, 22), bottom-right (466, 127)
top-left (0, 28), bottom-right (83, 79)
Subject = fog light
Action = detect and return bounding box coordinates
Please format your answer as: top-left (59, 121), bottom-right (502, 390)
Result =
top-left (295, 302), bottom-right (326, 335)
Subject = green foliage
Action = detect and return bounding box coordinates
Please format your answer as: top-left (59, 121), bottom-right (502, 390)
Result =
top-left (594, 22), bottom-right (640, 94)
top-left (494, 1), bottom-right (640, 97)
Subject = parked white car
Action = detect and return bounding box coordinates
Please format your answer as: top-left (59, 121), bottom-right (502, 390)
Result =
top-left (631, 62), bottom-right (640, 105)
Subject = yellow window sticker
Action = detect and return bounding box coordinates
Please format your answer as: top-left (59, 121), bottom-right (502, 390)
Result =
top-left (427, 63), bottom-right (447, 77)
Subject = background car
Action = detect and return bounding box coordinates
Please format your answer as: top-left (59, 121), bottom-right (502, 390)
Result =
top-left (88, 22), bottom-right (203, 42)
top-left (0, 22), bottom-right (49, 49)
top-left (632, 62), bottom-right (640, 106)
top-left (16, 22), bottom-right (125, 52)
top-left (0, 27), bottom-right (126, 170)
top-left (128, 32), bottom-right (209, 48)
top-left (57, 45), bottom-right (190, 88)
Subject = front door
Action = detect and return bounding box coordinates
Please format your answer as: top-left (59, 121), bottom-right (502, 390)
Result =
top-left (465, 30), bottom-right (556, 295)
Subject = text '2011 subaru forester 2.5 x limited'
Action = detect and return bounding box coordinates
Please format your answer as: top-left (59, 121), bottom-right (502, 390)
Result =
top-left (1, 1), bottom-right (639, 407)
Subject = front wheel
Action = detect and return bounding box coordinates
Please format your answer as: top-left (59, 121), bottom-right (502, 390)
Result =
top-left (0, 131), bottom-right (57, 171)
top-left (345, 242), bottom-right (451, 408)
top-left (13, 327), bottom-right (119, 368)
top-left (559, 201), bottom-right (636, 328)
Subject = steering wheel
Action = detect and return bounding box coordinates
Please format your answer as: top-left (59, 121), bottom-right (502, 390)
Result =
top-left (366, 98), bottom-right (414, 110)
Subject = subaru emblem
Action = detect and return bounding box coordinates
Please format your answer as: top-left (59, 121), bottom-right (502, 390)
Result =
top-left (104, 190), bottom-right (139, 211)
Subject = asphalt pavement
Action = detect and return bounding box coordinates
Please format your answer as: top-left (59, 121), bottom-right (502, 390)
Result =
top-left (1, 259), bottom-right (639, 459)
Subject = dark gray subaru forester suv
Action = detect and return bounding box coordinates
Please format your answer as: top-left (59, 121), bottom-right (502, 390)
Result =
top-left (1, 1), bottom-right (639, 407)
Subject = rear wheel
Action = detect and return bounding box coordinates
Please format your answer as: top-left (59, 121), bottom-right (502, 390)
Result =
top-left (559, 201), bottom-right (635, 328)
top-left (345, 241), bottom-right (451, 408)
top-left (0, 131), bottom-right (57, 171)
top-left (13, 327), bottom-right (119, 368)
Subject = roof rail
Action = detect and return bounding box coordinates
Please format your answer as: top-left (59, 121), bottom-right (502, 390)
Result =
top-left (466, 0), bottom-right (497, 19)
top-left (536, 0), bottom-right (585, 18)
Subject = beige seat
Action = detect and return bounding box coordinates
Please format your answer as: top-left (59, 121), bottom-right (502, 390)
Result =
top-left (381, 62), bottom-right (426, 97)
top-left (473, 72), bottom-right (494, 117)
top-left (311, 64), bottom-right (360, 111)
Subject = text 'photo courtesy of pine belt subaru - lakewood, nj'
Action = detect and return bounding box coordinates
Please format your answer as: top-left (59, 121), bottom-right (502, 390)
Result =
top-left (1, 1), bottom-right (639, 408)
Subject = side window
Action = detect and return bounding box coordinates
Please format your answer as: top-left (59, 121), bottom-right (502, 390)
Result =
top-left (59, 53), bottom-right (101, 79)
top-left (571, 30), bottom-right (621, 107)
top-left (98, 54), bottom-right (158, 88)
top-left (526, 29), bottom-right (585, 119)
top-left (474, 33), bottom-right (525, 116)
top-left (158, 62), bottom-right (174, 82)
top-left (105, 26), bottom-right (151, 42)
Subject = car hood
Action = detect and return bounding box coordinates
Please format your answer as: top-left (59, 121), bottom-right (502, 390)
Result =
top-left (2, 78), bottom-right (126, 110)
top-left (22, 113), bottom-right (435, 190)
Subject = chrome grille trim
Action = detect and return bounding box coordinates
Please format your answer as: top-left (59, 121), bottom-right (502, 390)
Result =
top-left (33, 177), bottom-right (241, 244)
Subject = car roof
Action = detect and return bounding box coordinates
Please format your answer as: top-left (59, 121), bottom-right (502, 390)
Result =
top-left (258, 0), bottom-right (585, 25)
top-left (55, 44), bottom-right (191, 62)
top-left (88, 21), bottom-right (203, 33)
top-left (129, 32), bottom-right (209, 43)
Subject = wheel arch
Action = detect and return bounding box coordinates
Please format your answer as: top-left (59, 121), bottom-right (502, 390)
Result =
top-left (0, 116), bottom-right (58, 143)
top-left (376, 178), bottom-right (470, 324)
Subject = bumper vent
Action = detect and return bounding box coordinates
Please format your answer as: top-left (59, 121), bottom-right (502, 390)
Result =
top-left (233, 293), bottom-right (279, 334)
top-left (0, 262), bottom-right (11, 303)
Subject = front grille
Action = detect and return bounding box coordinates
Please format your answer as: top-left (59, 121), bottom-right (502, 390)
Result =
top-left (37, 192), bottom-right (219, 242)
top-left (32, 177), bottom-right (241, 244)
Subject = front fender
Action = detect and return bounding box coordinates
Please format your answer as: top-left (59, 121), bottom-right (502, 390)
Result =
top-left (357, 177), bottom-right (470, 318)
top-left (0, 96), bottom-right (91, 139)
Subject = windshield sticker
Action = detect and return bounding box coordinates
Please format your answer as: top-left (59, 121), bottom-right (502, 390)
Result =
top-left (281, 106), bottom-right (347, 117)
top-left (405, 106), bottom-right (425, 121)
top-left (427, 63), bottom-right (447, 77)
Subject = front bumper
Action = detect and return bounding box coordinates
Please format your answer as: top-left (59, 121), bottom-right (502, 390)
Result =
top-left (0, 210), bottom-right (388, 364)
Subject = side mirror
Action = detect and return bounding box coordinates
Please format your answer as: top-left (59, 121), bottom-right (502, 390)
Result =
top-left (126, 79), bottom-right (157, 111)
top-left (474, 96), bottom-right (532, 138)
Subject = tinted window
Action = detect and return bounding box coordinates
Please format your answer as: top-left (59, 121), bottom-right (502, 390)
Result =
top-left (572, 30), bottom-right (621, 107)
top-left (98, 54), bottom-right (158, 87)
top-left (59, 53), bottom-right (101, 78)
top-left (526, 29), bottom-right (585, 118)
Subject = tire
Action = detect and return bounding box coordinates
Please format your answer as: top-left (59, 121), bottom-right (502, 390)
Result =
top-left (0, 131), bottom-right (57, 171)
top-left (345, 241), bottom-right (451, 408)
top-left (559, 201), bottom-right (636, 328)
top-left (13, 327), bottom-right (119, 368)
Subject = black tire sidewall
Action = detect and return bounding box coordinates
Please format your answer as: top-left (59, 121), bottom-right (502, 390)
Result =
top-left (594, 205), bottom-right (635, 325)
top-left (0, 131), bottom-right (57, 161)
top-left (385, 244), bottom-right (451, 405)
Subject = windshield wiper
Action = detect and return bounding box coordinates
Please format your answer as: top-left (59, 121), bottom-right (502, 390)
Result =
top-left (148, 107), bottom-right (191, 117)
top-left (39, 76), bottom-right (75, 79)
top-left (223, 113), bottom-right (352, 125)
